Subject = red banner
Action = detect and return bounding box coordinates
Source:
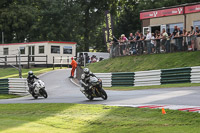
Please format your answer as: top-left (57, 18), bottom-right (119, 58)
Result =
top-left (185, 4), bottom-right (200, 14)
top-left (140, 7), bottom-right (184, 20)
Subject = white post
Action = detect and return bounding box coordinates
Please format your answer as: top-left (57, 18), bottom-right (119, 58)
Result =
top-left (18, 48), bottom-right (22, 78)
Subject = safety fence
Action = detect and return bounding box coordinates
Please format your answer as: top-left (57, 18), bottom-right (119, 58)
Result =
top-left (95, 66), bottom-right (200, 87)
top-left (0, 78), bottom-right (28, 94)
top-left (110, 37), bottom-right (200, 58)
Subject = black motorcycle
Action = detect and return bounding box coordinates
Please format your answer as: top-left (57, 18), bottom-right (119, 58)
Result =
top-left (80, 76), bottom-right (107, 100)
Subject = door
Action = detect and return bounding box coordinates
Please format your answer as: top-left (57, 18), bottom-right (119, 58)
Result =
top-left (161, 25), bottom-right (166, 32)
top-left (28, 46), bottom-right (35, 61)
top-left (143, 27), bottom-right (151, 35)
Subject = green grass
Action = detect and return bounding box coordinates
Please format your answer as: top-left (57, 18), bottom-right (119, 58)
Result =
top-left (0, 67), bottom-right (65, 79)
top-left (88, 51), bottom-right (200, 73)
top-left (104, 83), bottom-right (200, 91)
top-left (0, 103), bottom-right (200, 133)
top-left (0, 94), bottom-right (21, 99)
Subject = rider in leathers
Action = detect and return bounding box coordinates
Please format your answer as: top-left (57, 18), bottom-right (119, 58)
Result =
top-left (27, 71), bottom-right (38, 94)
top-left (81, 68), bottom-right (95, 91)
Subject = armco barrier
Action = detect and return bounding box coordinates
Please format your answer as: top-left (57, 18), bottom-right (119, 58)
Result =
top-left (0, 78), bottom-right (28, 94)
top-left (94, 73), bottom-right (112, 87)
top-left (134, 70), bottom-right (161, 86)
top-left (191, 66), bottom-right (200, 83)
top-left (8, 78), bottom-right (28, 94)
top-left (112, 72), bottom-right (134, 86)
top-left (0, 79), bottom-right (9, 94)
top-left (94, 66), bottom-right (200, 87)
top-left (161, 67), bottom-right (191, 84)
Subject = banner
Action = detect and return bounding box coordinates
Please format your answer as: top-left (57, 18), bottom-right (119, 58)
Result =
top-left (140, 7), bottom-right (184, 20)
top-left (105, 11), bottom-right (113, 42)
top-left (185, 4), bottom-right (200, 14)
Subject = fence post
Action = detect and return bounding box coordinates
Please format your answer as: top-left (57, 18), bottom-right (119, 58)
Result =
top-left (46, 55), bottom-right (48, 68)
top-left (5, 56), bottom-right (7, 66)
top-left (16, 55), bottom-right (18, 66)
top-left (28, 55), bottom-right (30, 69)
top-left (67, 56), bottom-right (69, 68)
top-left (60, 56), bottom-right (62, 69)
top-left (53, 56), bottom-right (55, 70)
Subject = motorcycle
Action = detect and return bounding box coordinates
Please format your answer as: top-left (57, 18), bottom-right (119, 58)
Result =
top-left (28, 79), bottom-right (48, 99)
top-left (80, 75), bottom-right (108, 100)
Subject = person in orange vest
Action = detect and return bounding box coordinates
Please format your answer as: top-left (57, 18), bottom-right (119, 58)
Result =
top-left (69, 57), bottom-right (77, 78)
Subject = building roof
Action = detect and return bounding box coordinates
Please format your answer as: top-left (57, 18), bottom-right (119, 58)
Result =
top-left (140, 2), bottom-right (200, 13)
top-left (0, 41), bottom-right (77, 46)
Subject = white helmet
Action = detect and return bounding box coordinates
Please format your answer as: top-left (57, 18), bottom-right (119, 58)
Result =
top-left (83, 68), bottom-right (90, 75)
top-left (28, 71), bottom-right (33, 76)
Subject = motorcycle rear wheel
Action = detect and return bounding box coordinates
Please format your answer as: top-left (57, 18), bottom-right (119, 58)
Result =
top-left (101, 89), bottom-right (107, 100)
top-left (87, 95), bottom-right (94, 100)
top-left (32, 94), bottom-right (38, 99)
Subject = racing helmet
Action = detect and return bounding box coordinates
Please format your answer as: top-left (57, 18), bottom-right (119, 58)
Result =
top-left (83, 68), bottom-right (90, 75)
top-left (28, 71), bottom-right (33, 76)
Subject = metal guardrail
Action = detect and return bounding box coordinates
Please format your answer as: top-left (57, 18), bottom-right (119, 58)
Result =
top-left (0, 78), bottom-right (28, 94)
top-left (93, 66), bottom-right (200, 87)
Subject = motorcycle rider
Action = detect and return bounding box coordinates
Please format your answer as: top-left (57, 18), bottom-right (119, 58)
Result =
top-left (81, 68), bottom-right (95, 91)
top-left (27, 71), bottom-right (38, 94)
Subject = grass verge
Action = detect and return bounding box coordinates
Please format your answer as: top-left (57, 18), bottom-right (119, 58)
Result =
top-left (0, 94), bottom-right (21, 99)
top-left (88, 51), bottom-right (200, 73)
top-left (104, 83), bottom-right (200, 91)
top-left (0, 103), bottom-right (200, 133)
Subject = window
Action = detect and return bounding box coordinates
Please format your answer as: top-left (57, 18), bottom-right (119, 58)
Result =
top-left (63, 46), bottom-right (72, 54)
top-left (193, 21), bottom-right (200, 29)
top-left (51, 46), bottom-right (60, 54)
top-left (166, 23), bottom-right (183, 33)
top-left (20, 47), bottom-right (25, 54)
top-left (39, 46), bottom-right (44, 54)
top-left (3, 48), bottom-right (8, 55)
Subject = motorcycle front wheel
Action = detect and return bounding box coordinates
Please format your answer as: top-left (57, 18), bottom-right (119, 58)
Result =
top-left (40, 89), bottom-right (48, 98)
top-left (101, 89), bottom-right (107, 100)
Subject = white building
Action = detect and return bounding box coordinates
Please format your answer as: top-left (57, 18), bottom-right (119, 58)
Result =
top-left (0, 41), bottom-right (76, 67)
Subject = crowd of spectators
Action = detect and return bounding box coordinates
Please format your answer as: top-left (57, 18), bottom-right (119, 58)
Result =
top-left (109, 25), bottom-right (200, 57)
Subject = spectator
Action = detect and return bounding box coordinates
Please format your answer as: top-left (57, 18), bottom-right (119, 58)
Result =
top-left (161, 28), bottom-right (168, 53)
top-left (155, 30), bottom-right (161, 53)
top-left (166, 28), bottom-right (171, 53)
top-left (121, 34), bottom-right (128, 55)
top-left (151, 33), bottom-right (155, 53)
top-left (177, 27), bottom-right (183, 51)
top-left (187, 31), bottom-right (192, 51)
top-left (173, 25), bottom-right (179, 51)
top-left (183, 29), bottom-right (188, 51)
top-left (190, 26), bottom-right (195, 51)
top-left (145, 30), bottom-right (152, 54)
top-left (195, 26), bottom-right (200, 37)
top-left (139, 33), bottom-right (145, 54)
top-left (128, 33), bottom-right (135, 54)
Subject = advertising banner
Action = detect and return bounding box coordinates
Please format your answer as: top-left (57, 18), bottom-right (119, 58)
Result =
top-left (105, 11), bottom-right (113, 42)
top-left (185, 4), bottom-right (200, 14)
top-left (140, 7), bottom-right (184, 19)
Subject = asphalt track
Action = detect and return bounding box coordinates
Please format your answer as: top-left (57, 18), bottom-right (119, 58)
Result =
top-left (0, 69), bottom-right (200, 108)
